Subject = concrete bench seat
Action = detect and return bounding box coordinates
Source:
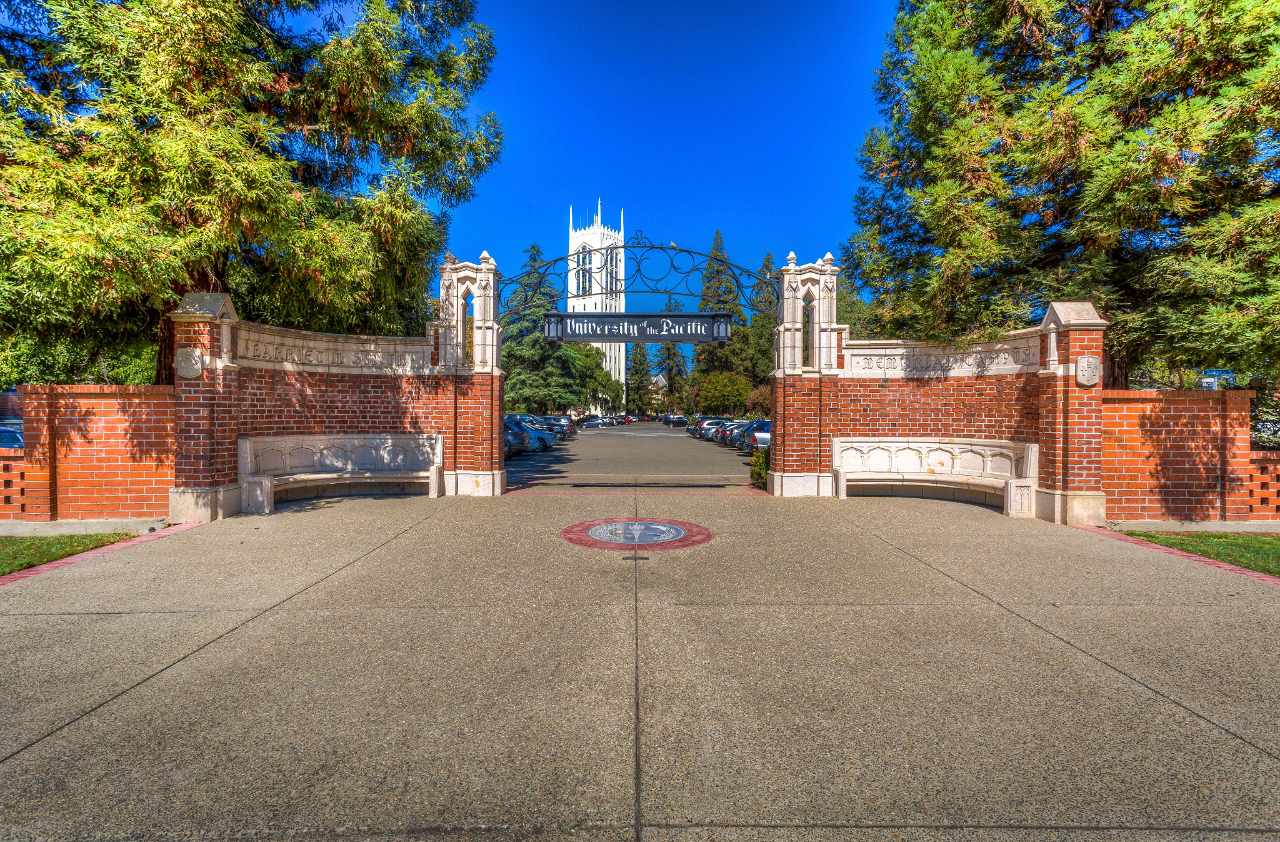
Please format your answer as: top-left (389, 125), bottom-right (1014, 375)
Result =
top-left (239, 434), bottom-right (443, 515)
top-left (832, 437), bottom-right (1038, 517)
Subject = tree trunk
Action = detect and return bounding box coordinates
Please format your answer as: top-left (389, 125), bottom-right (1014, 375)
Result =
top-left (1104, 348), bottom-right (1130, 389)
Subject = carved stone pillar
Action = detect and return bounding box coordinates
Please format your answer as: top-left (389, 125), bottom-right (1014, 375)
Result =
top-left (769, 252), bottom-right (849, 496)
top-left (438, 252), bottom-right (505, 496)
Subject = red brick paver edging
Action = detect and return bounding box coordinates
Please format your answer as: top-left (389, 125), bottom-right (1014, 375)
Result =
top-left (0, 522), bottom-right (202, 587)
top-left (1080, 526), bottom-right (1280, 590)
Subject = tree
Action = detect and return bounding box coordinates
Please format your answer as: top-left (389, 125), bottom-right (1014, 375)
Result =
top-left (691, 371), bottom-right (751, 416)
top-left (625, 343), bottom-right (654, 415)
top-left (0, 0), bottom-right (501, 386)
top-left (740, 253), bottom-right (779, 385)
top-left (653, 295), bottom-right (690, 407)
top-left (502, 243), bottom-right (606, 413)
top-left (694, 230), bottom-right (746, 375)
top-left (845, 0), bottom-right (1280, 385)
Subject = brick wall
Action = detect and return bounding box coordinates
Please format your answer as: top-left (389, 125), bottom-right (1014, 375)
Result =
top-left (1101, 390), bottom-right (1253, 522)
top-left (0, 448), bottom-right (25, 520)
top-left (16, 385), bottom-right (176, 521)
top-left (772, 373), bottom-right (1040, 474)
top-left (1244, 452), bottom-right (1280, 521)
top-left (234, 368), bottom-right (498, 473)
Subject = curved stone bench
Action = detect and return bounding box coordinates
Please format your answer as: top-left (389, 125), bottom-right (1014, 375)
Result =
top-left (239, 433), bottom-right (443, 515)
top-left (832, 437), bottom-right (1038, 517)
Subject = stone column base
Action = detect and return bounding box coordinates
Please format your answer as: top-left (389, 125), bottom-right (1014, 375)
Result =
top-left (767, 471), bottom-right (835, 497)
top-left (169, 483), bottom-right (241, 523)
top-left (1035, 489), bottom-right (1107, 526)
top-left (444, 470), bottom-right (506, 497)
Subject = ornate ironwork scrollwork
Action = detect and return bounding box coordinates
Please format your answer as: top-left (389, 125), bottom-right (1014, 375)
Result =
top-left (494, 231), bottom-right (780, 325)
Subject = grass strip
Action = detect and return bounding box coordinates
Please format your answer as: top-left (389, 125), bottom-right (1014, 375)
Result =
top-left (0, 533), bottom-right (134, 577)
top-left (1126, 531), bottom-right (1280, 578)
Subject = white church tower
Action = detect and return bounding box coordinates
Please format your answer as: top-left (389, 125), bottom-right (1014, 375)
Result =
top-left (568, 199), bottom-right (626, 387)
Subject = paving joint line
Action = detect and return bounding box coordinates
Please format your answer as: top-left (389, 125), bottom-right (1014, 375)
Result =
top-left (0, 505), bottom-right (446, 768)
top-left (868, 531), bottom-right (1280, 765)
top-left (631, 475), bottom-right (644, 842)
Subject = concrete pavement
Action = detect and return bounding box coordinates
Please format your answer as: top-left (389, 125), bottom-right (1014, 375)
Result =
top-left (1, 427), bottom-right (1278, 840)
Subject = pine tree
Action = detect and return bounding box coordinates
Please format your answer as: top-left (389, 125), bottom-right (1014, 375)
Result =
top-left (0, 0), bottom-right (502, 385)
top-left (742, 253), bottom-right (779, 385)
top-left (502, 244), bottom-right (604, 413)
top-left (625, 343), bottom-right (653, 415)
top-left (846, 0), bottom-right (1280, 385)
top-left (653, 295), bottom-right (690, 407)
top-left (694, 230), bottom-right (746, 374)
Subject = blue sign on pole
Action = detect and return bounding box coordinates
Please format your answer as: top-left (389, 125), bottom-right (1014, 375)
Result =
top-left (1202, 369), bottom-right (1235, 386)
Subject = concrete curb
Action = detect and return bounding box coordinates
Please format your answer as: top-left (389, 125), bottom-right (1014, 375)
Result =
top-left (1080, 525), bottom-right (1280, 590)
top-left (0, 522), bottom-right (203, 588)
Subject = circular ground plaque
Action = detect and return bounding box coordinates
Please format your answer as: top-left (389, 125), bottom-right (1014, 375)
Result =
top-left (562, 517), bottom-right (712, 551)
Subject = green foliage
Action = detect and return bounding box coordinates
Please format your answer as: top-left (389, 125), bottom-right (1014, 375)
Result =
top-left (0, 0), bottom-right (501, 384)
top-left (625, 343), bottom-right (653, 414)
top-left (746, 383), bottom-right (771, 416)
top-left (692, 371), bottom-right (751, 416)
top-left (0, 332), bottom-right (155, 387)
top-left (750, 446), bottom-right (769, 490)
top-left (847, 0), bottom-right (1280, 382)
top-left (652, 295), bottom-right (690, 409)
top-left (694, 231), bottom-right (746, 374)
top-left (738, 253), bottom-right (779, 386)
top-left (501, 243), bottom-right (615, 413)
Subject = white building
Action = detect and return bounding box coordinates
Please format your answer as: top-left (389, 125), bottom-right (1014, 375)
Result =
top-left (568, 199), bottom-right (626, 387)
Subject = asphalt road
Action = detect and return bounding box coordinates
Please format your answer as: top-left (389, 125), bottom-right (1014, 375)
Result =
top-left (2, 428), bottom-right (1279, 841)
top-left (506, 421), bottom-right (753, 489)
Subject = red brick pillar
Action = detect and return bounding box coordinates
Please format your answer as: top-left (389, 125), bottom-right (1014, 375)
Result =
top-left (15, 386), bottom-right (54, 521)
top-left (169, 293), bottom-right (241, 521)
top-left (1222, 390), bottom-right (1256, 521)
top-left (768, 374), bottom-right (829, 495)
top-left (1035, 303), bottom-right (1108, 525)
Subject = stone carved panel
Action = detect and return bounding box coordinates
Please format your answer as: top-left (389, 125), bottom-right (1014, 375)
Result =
top-left (235, 322), bottom-right (439, 375)
top-left (240, 434), bottom-right (441, 478)
top-left (841, 336), bottom-right (1039, 379)
top-left (833, 438), bottom-right (1037, 483)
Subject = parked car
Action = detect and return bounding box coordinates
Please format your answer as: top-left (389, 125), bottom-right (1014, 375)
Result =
top-left (729, 419), bottom-right (767, 451)
top-left (503, 428), bottom-right (525, 458)
top-left (510, 413), bottom-right (561, 439)
top-left (505, 416), bottom-right (554, 452)
top-left (748, 420), bottom-right (772, 452)
top-left (580, 415), bottom-right (606, 429)
top-left (717, 421), bottom-right (749, 445)
top-left (541, 416), bottom-right (576, 438)
top-left (0, 424), bottom-right (22, 449)
top-left (669, 414), bottom-right (687, 427)
top-left (699, 418), bottom-right (730, 440)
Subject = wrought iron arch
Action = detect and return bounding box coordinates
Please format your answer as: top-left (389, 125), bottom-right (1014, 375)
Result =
top-left (495, 232), bottom-right (781, 326)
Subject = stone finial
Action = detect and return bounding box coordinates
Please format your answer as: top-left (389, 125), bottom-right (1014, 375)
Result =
top-left (822, 252), bottom-right (835, 265)
top-left (443, 251), bottom-right (457, 265)
top-left (786, 251), bottom-right (797, 267)
top-left (173, 292), bottom-right (238, 322)
top-left (1040, 301), bottom-right (1108, 330)
top-left (479, 250), bottom-right (494, 265)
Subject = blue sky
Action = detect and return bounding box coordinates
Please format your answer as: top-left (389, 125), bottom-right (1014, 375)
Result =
top-left (445, 0), bottom-right (899, 299)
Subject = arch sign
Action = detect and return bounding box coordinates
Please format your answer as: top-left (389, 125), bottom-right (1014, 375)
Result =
top-left (543, 311), bottom-right (731, 344)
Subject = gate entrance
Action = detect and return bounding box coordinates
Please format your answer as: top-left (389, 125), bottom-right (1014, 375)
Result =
top-left (438, 235), bottom-right (778, 492)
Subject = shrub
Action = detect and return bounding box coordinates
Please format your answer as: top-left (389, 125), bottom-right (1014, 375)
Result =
top-left (750, 446), bottom-right (769, 489)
